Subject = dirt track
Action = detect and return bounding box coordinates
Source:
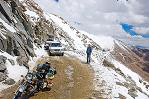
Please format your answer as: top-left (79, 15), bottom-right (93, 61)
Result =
top-left (1, 56), bottom-right (95, 99)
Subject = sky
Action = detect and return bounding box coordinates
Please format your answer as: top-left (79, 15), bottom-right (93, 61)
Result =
top-left (35, 0), bottom-right (149, 48)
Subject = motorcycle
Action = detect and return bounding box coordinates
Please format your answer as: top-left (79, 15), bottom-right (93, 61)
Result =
top-left (13, 72), bottom-right (35, 99)
top-left (13, 68), bottom-right (54, 99)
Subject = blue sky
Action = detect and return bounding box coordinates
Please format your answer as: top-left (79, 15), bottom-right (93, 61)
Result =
top-left (120, 23), bottom-right (149, 38)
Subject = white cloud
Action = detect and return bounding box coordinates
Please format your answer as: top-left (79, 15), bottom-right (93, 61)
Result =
top-left (135, 27), bottom-right (149, 34)
top-left (35, 0), bottom-right (149, 47)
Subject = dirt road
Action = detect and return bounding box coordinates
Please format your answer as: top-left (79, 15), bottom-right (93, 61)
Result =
top-left (1, 56), bottom-right (94, 99)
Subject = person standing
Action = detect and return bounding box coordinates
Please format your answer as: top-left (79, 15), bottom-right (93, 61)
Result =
top-left (86, 44), bottom-right (92, 64)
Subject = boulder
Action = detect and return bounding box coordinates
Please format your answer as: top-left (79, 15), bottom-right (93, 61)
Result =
top-left (16, 55), bottom-right (29, 66)
top-left (0, 55), bottom-right (7, 72)
top-left (0, 62), bottom-right (6, 72)
top-left (6, 36), bottom-right (13, 55)
top-left (0, 55), bottom-right (7, 63)
top-left (128, 87), bottom-right (138, 98)
top-left (27, 38), bottom-right (33, 48)
top-left (0, 38), bottom-right (7, 51)
top-left (0, 72), bottom-right (7, 82)
top-left (13, 48), bottom-right (20, 56)
top-left (2, 78), bottom-right (15, 85)
top-left (8, 59), bottom-right (15, 65)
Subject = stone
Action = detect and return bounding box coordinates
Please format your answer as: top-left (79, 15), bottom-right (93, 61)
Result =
top-left (13, 48), bottom-right (20, 56)
top-left (16, 55), bottom-right (29, 66)
top-left (0, 62), bottom-right (6, 72)
top-left (119, 93), bottom-right (126, 99)
top-left (116, 82), bottom-right (124, 86)
top-left (128, 87), bottom-right (138, 98)
top-left (8, 59), bottom-right (15, 65)
top-left (0, 55), bottom-right (7, 63)
top-left (139, 79), bottom-right (143, 83)
top-left (0, 72), bottom-right (7, 82)
top-left (2, 78), bottom-right (15, 85)
top-left (146, 85), bottom-right (149, 89)
top-left (0, 38), bottom-right (7, 51)
top-left (27, 38), bottom-right (33, 48)
top-left (0, 55), bottom-right (7, 72)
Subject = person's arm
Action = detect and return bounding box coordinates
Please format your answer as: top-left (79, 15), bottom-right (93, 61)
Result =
top-left (91, 47), bottom-right (93, 53)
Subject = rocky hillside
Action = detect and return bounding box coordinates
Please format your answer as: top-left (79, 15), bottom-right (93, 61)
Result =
top-left (131, 46), bottom-right (149, 72)
top-left (0, 0), bottom-right (149, 98)
top-left (111, 40), bottom-right (149, 82)
top-left (0, 0), bottom-right (55, 89)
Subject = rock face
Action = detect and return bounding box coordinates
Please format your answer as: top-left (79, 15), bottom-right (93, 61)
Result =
top-left (0, 0), bottom-right (34, 62)
top-left (0, 0), bottom-right (40, 82)
top-left (0, 55), bottom-right (7, 81)
top-left (0, 0), bottom-right (58, 82)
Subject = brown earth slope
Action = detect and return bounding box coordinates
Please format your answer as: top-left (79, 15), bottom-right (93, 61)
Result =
top-left (112, 42), bottom-right (149, 82)
top-left (1, 56), bottom-right (95, 99)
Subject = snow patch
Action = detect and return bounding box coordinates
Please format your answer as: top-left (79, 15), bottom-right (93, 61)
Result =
top-left (0, 52), bottom-right (28, 81)
top-left (65, 65), bottom-right (74, 88)
top-left (28, 44), bottom-right (48, 70)
top-left (112, 60), bottom-right (149, 96)
top-left (65, 65), bottom-right (74, 81)
top-left (25, 9), bottom-right (39, 18)
top-left (6, 60), bottom-right (28, 82)
top-left (48, 14), bottom-right (86, 50)
top-left (0, 52), bottom-right (28, 91)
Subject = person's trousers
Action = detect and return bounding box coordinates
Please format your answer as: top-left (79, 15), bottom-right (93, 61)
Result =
top-left (87, 54), bottom-right (91, 63)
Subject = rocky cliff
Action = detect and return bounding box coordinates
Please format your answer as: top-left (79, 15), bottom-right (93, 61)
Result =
top-left (0, 0), bottom-right (56, 85)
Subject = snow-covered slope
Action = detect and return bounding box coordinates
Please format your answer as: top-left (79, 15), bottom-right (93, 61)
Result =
top-left (44, 14), bottom-right (149, 98)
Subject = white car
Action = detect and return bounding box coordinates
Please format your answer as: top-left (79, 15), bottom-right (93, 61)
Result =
top-left (45, 41), bottom-right (64, 56)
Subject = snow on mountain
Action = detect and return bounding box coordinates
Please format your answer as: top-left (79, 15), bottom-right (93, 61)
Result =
top-left (0, 51), bottom-right (28, 91)
top-left (44, 13), bottom-right (149, 98)
top-left (25, 9), bottom-right (39, 18)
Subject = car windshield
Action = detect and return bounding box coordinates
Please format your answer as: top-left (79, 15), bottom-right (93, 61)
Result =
top-left (51, 43), bottom-right (61, 47)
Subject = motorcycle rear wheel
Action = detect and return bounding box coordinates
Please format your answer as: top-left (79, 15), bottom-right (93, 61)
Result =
top-left (13, 91), bottom-right (22, 99)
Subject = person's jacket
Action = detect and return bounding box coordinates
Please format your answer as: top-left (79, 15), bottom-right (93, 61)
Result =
top-left (86, 47), bottom-right (92, 55)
